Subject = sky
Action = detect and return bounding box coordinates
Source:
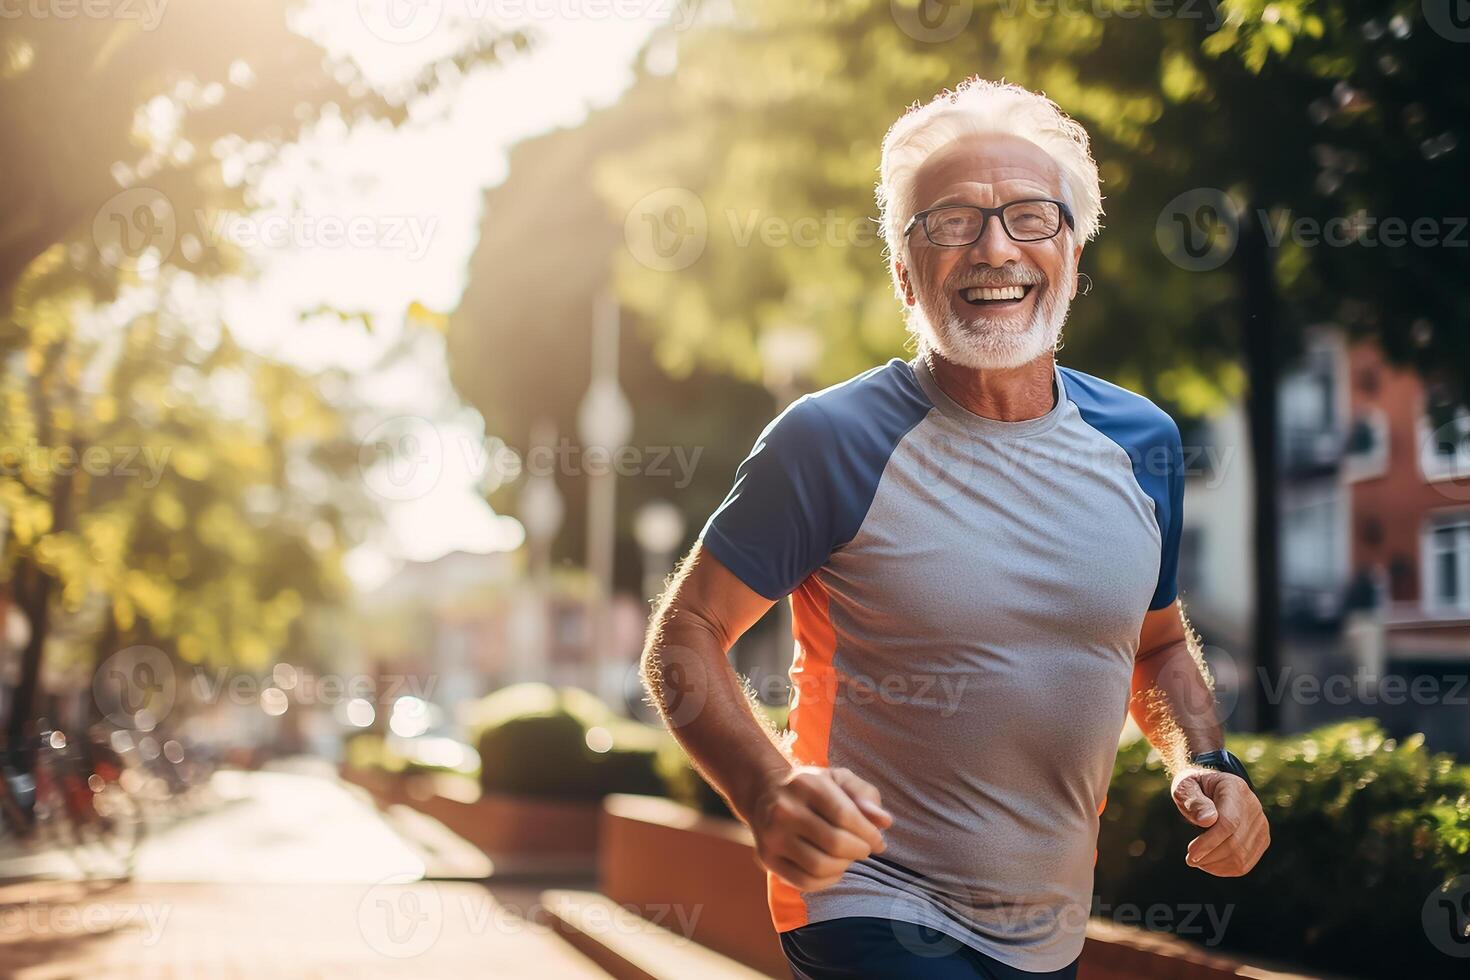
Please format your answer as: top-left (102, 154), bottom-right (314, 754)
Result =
top-left (212, 6), bottom-right (667, 590)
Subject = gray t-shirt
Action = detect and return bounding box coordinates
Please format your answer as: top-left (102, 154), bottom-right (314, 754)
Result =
top-left (700, 356), bottom-right (1184, 971)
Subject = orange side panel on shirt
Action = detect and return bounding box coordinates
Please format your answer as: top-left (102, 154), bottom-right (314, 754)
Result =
top-left (1095, 793), bottom-right (1108, 864)
top-left (767, 573), bottom-right (840, 933)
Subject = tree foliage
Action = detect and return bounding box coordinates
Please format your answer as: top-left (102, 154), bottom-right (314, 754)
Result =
top-left (0, 1), bottom-right (525, 732)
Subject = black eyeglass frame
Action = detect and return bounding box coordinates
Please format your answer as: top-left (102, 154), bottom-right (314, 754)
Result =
top-left (903, 198), bottom-right (1076, 246)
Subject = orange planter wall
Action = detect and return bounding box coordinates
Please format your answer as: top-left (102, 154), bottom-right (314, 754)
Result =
top-left (596, 794), bottom-right (1325, 980)
top-left (599, 795), bottom-right (789, 977)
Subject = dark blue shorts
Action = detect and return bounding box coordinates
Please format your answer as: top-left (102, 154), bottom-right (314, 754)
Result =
top-left (779, 917), bottom-right (1081, 980)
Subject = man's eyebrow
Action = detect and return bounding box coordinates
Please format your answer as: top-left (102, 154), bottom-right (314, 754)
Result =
top-left (921, 181), bottom-right (1057, 211)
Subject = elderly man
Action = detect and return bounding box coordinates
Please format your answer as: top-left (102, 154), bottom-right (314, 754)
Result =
top-left (641, 77), bottom-right (1268, 979)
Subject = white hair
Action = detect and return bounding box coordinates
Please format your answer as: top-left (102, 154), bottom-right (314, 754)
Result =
top-left (875, 77), bottom-right (1103, 301)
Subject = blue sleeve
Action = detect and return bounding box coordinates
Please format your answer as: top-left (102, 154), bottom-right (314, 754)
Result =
top-left (1060, 367), bottom-right (1185, 611)
top-left (1149, 418), bottom-right (1185, 610)
top-left (699, 398), bottom-right (840, 600)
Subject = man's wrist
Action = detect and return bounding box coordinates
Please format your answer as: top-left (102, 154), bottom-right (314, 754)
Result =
top-left (1189, 748), bottom-right (1254, 791)
top-left (730, 761), bottom-right (791, 824)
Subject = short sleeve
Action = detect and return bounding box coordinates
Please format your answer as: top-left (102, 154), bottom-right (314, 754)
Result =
top-left (1150, 418), bottom-right (1185, 610)
top-left (699, 398), bottom-right (840, 600)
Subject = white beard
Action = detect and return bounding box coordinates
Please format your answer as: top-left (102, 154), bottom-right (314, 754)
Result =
top-left (907, 264), bottom-right (1075, 370)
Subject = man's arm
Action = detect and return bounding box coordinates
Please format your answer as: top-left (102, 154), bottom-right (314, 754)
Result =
top-left (641, 542), bottom-right (891, 891)
top-left (1130, 600), bottom-right (1270, 877)
top-left (1130, 600), bottom-right (1222, 766)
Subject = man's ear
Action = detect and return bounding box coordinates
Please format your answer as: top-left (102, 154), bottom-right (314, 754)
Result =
top-left (895, 260), bottom-right (916, 306)
top-left (1069, 244), bottom-right (1084, 300)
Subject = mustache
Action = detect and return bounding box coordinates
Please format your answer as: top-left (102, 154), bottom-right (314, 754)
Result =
top-left (948, 266), bottom-right (1046, 289)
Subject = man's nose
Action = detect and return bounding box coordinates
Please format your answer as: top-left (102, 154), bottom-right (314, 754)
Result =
top-left (963, 213), bottom-right (1026, 267)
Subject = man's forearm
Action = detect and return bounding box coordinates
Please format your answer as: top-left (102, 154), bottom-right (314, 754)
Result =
top-left (641, 614), bottom-right (791, 823)
top-left (1130, 637), bottom-right (1223, 772)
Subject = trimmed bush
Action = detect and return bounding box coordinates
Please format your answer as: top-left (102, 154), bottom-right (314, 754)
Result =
top-left (1096, 719), bottom-right (1470, 978)
top-left (472, 684), bottom-right (668, 802)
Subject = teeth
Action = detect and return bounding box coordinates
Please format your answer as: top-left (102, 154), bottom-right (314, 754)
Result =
top-left (963, 285), bottom-right (1026, 302)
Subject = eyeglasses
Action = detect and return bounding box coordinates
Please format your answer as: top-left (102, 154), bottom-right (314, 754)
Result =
top-left (904, 198), bottom-right (1074, 246)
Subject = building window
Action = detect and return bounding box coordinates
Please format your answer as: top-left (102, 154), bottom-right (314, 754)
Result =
top-left (1344, 408), bottom-right (1389, 481)
top-left (1419, 394), bottom-right (1470, 483)
top-left (1424, 515), bottom-right (1470, 613)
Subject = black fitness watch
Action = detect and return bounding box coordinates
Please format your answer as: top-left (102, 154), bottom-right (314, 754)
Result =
top-left (1190, 748), bottom-right (1255, 791)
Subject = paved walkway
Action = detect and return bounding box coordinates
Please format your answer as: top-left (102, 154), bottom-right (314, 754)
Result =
top-left (0, 879), bottom-right (609, 978)
top-left (0, 767), bottom-right (609, 978)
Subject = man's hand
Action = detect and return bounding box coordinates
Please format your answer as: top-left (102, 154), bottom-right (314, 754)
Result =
top-left (1172, 768), bottom-right (1270, 877)
top-left (747, 765), bottom-right (893, 892)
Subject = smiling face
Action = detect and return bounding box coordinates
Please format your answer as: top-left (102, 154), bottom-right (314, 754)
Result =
top-left (896, 133), bottom-right (1084, 370)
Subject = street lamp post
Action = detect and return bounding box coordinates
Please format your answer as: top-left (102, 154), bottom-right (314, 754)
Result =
top-left (577, 292), bottom-right (633, 706)
top-left (516, 419), bottom-right (563, 684)
top-left (634, 500), bottom-right (686, 605)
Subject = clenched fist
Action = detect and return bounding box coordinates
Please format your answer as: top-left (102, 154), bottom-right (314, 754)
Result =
top-left (748, 766), bottom-right (893, 891)
top-left (1172, 768), bottom-right (1270, 877)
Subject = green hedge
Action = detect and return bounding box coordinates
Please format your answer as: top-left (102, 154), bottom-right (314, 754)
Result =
top-left (1097, 719), bottom-right (1470, 978)
top-left (471, 684), bottom-right (669, 802)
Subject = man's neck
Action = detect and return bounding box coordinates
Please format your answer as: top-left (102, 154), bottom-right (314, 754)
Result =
top-left (923, 349), bottom-right (1058, 423)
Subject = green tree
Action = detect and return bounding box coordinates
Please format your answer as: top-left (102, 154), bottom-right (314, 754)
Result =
top-left (0, 1), bottom-right (527, 746)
